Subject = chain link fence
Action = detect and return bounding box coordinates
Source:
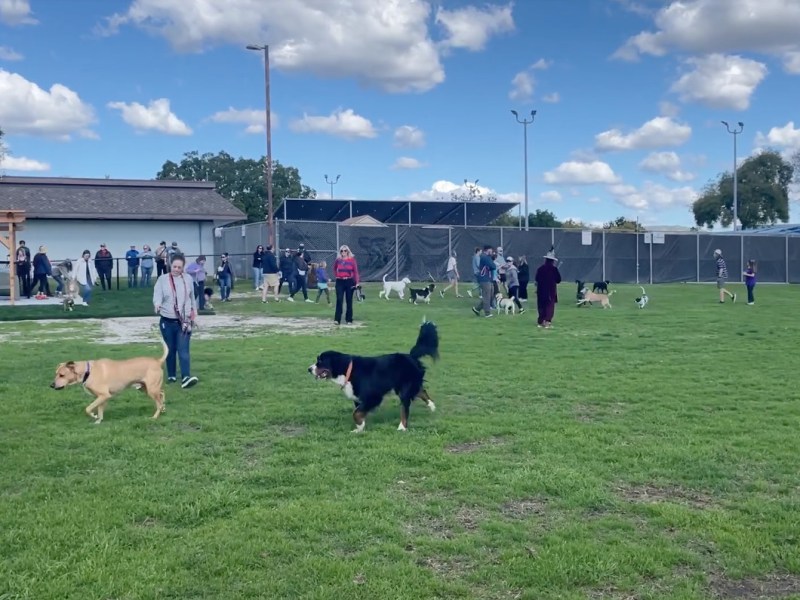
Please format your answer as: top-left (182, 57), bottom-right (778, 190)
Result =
top-left (213, 220), bottom-right (800, 285)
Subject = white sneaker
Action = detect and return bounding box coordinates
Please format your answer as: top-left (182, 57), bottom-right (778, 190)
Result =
top-left (305, 299), bottom-right (314, 303)
top-left (287, 297), bottom-right (295, 302)
top-left (467, 290), bottom-right (473, 298)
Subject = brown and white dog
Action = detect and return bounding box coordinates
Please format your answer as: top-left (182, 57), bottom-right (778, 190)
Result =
top-left (62, 277), bottom-right (81, 312)
top-left (50, 341), bottom-right (169, 424)
top-left (576, 288), bottom-right (616, 309)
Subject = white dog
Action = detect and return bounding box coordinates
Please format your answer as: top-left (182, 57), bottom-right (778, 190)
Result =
top-left (634, 286), bottom-right (649, 309)
top-left (495, 293), bottom-right (517, 315)
top-left (379, 273), bottom-right (412, 300)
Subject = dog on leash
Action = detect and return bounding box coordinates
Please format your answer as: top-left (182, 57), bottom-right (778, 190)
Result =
top-left (408, 283), bottom-right (435, 305)
top-left (50, 340), bottom-right (169, 424)
top-left (308, 320), bottom-right (440, 432)
top-left (379, 274), bottom-right (412, 300)
top-left (495, 293), bottom-right (517, 315)
top-left (634, 286), bottom-right (649, 309)
top-left (577, 288), bottom-right (616, 309)
top-left (592, 280), bottom-right (611, 293)
top-left (62, 277), bottom-right (81, 312)
top-left (354, 284), bottom-right (366, 302)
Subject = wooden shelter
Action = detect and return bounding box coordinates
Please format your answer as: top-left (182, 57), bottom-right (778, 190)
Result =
top-left (1, 210), bottom-right (26, 306)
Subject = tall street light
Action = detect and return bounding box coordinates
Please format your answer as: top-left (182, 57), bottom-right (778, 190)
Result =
top-left (325, 174), bottom-right (341, 199)
top-left (721, 120), bottom-right (744, 231)
top-left (247, 44), bottom-right (275, 247)
top-left (511, 109), bottom-right (536, 230)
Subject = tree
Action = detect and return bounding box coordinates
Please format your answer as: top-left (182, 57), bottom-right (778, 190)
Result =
top-left (449, 179), bottom-right (497, 203)
top-left (691, 150), bottom-right (793, 230)
top-left (156, 150), bottom-right (316, 223)
top-left (561, 218), bottom-right (585, 229)
top-left (528, 209), bottom-right (562, 228)
top-left (603, 216), bottom-right (644, 231)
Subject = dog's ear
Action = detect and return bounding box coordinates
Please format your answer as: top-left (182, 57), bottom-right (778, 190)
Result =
top-left (65, 361), bottom-right (78, 373)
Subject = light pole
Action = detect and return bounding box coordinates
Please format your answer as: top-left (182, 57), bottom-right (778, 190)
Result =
top-left (247, 44), bottom-right (275, 247)
top-left (511, 109), bottom-right (536, 230)
top-left (325, 174), bottom-right (340, 199)
top-left (721, 120), bottom-right (744, 231)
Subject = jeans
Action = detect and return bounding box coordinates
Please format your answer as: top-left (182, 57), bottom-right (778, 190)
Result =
top-left (98, 269), bottom-right (112, 290)
top-left (53, 273), bottom-right (65, 294)
top-left (194, 281), bottom-right (206, 310)
top-left (128, 268), bottom-right (138, 288)
top-left (81, 283), bottom-right (93, 305)
top-left (291, 273), bottom-right (308, 300)
top-left (252, 267), bottom-right (263, 289)
top-left (218, 274), bottom-right (232, 300)
top-left (334, 278), bottom-right (355, 324)
top-left (747, 285), bottom-right (755, 303)
top-left (32, 273), bottom-right (51, 296)
top-left (159, 317), bottom-right (192, 379)
top-left (140, 266), bottom-right (153, 287)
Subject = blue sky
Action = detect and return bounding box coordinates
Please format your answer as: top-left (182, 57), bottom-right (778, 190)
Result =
top-left (1, 0), bottom-right (799, 227)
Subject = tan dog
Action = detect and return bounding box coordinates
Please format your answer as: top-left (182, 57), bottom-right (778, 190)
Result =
top-left (50, 341), bottom-right (169, 424)
top-left (577, 288), bottom-right (616, 309)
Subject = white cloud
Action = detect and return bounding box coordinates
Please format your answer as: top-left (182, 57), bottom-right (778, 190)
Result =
top-left (638, 151), bottom-right (695, 181)
top-left (539, 190), bottom-right (562, 203)
top-left (608, 181), bottom-right (698, 211)
top-left (404, 179), bottom-right (519, 203)
top-left (108, 98), bottom-right (192, 135)
top-left (0, 0), bottom-right (36, 25)
top-left (543, 161), bottom-right (620, 185)
top-left (531, 58), bottom-right (552, 70)
top-left (0, 46), bottom-right (23, 61)
top-left (289, 108), bottom-right (377, 140)
top-left (613, 0), bottom-right (800, 69)
top-left (670, 54), bottom-right (767, 110)
top-left (0, 154), bottom-right (50, 171)
top-left (755, 121), bottom-right (800, 151)
top-left (391, 157), bottom-right (426, 170)
top-left (393, 125), bottom-right (425, 148)
top-left (102, 1), bottom-right (512, 94)
top-left (509, 70), bottom-right (534, 102)
top-left (659, 100), bottom-right (680, 117)
top-left (435, 4), bottom-right (514, 51)
top-left (0, 70), bottom-right (96, 140)
top-left (542, 92), bottom-right (560, 103)
top-left (208, 107), bottom-right (276, 134)
top-left (595, 116), bottom-right (691, 151)
top-left (784, 51), bottom-right (800, 74)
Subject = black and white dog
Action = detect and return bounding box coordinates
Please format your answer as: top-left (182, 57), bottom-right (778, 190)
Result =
top-left (408, 283), bottom-right (435, 305)
top-left (308, 321), bottom-right (440, 432)
top-left (353, 284), bottom-right (366, 302)
top-left (592, 280), bottom-right (611, 293)
top-left (634, 286), bottom-right (649, 309)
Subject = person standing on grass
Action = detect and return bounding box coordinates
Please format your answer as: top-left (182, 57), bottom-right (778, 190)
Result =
top-left (440, 252), bottom-right (462, 298)
top-left (518, 256), bottom-right (530, 301)
top-left (215, 253), bottom-right (234, 302)
top-left (471, 245), bottom-right (495, 318)
top-left (743, 259), bottom-right (757, 305)
top-left (95, 243), bottom-right (113, 291)
top-left (535, 248), bottom-right (562, 328)
top-left (252, 245), bottom-right (265, 291)
top-left (155, 241), bottom-right (168, 277)
top-left (713, 249), bottom-right (736, 304)
top-left (75, 249), bottom-right (98, 306)
top-left (279, 248), bottom-right (295, 296)
top-left (186, 255), bottom-right (208, 311)
top-left (504, 256), bottom-right (525, 314)
top-left (125, 245), bottom-right (140, 288)
top-left (139, 245), bottom-right (154, 287)
top-left (333, 245), bottom-right (359, 326)
top-left (467, 246), bottom-right (481, 298)
top-left (261, 244), bottom-right (281, 303)
top-left (315, 260), bottom-right (331, 304)
top-left (153, 253), bottom-right (198, 389)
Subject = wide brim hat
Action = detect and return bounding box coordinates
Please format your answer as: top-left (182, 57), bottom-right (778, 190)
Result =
top-left (543, 249), bottom-right (557, 261)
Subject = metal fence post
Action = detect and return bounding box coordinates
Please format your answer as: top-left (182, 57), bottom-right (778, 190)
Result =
top-left (551, 227), bottom-right (555, 246)
top-left (786, 235), bottom-right (790, 283)
top-left (395, 225), bottom-right (400, 280)
top-left (602, 230), bottom-right (606, 281)
top-left (739, 232), bottom-right (744, 283)
top-left (696, 232), bottom-right (700, 283)
top-left (635, 231), bottom-right (640, 284)
top-left (500, 226), bottom-right (504, 249)
top-left (335, 222), bottom-right (340, 253)
top-left (649, 236), bottom-right (653, 285)
top-left (448, 227), bottom-right (452, 258)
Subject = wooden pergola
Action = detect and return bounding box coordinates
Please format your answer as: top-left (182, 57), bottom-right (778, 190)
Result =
top-left (1, 210), bottom-right (26, 306)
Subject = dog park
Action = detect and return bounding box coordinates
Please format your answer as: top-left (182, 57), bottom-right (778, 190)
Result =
top-left (1, 281), bottom-right (798, 600)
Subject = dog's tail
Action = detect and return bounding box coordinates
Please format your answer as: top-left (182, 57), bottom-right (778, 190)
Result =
top-left (383, 273), bottom-right (388, 282)
top-left (639, 286), bottom-right (646, 295)
top-left (608, 290), bottom-right (617, 296)
top-left (158, 339), bottom-right (169, 364)
top-left (410, 319), bottom-right (439, 362)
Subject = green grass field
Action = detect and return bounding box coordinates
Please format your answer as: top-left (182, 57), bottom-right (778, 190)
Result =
top-left (1, 282), bottom-right (798, 600)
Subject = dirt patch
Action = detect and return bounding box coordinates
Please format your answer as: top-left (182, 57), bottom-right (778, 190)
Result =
top-left (574, 402), bottom-right (626, 423)
top-left (404, 514), bottom-right (455, 540)
top-left (617, 483), bottom-right (715, 509)
top-left (454, 506), bottom-right (486, 531)
top-left (275, 424), bottom-right (307, 437)
top-left (417, 555), bottom-right (474, 579)
top-left (501, 498), bottom-right (547, 520)
top-left (445, 436), bottom-right (506, 454)
top-left (710, 574), bottom-right (800, 599)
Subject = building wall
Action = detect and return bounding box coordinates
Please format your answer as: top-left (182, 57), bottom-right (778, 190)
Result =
top-left (6, 219), bottom-right (216, 274)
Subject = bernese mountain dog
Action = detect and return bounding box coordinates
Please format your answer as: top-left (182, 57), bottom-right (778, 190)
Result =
top-left (308, 321), bottom-right (439, 433)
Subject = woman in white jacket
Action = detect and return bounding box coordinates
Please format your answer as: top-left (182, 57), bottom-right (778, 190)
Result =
top-left (75, 249), bottom-right (98, 306)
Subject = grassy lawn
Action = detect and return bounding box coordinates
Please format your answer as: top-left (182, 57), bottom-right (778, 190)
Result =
top-left (1, 282), bottom-right (798, 600)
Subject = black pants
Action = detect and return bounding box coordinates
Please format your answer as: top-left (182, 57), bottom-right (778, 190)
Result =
top-left (508, 285), bottom-right (523, 309)
top-left (156, 260), bottom-right (167, 277)
top-left (32, 273), bottom-right (51, 296)
top-left (98, 269), bottom-right (112, 290)
top-left (334, 278), bottom-right (355, 324)
top-left (291, 273), bottom-right (308, 300)
top-left (16, 267), bottom-right (31, 297)
top-left (747, 285), bottom-right (755, 303)
top-left (519, 279), bottom-right (529, 300)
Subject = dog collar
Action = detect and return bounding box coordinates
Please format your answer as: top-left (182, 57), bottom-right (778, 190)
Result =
top-left (82, 362), bottom-right (91, 384)
top-left (341, 361), bottom-right (353, 388)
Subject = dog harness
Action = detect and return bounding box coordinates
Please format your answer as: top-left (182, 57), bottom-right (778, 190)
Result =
top-left (341, 361), bottom-right (353, 389)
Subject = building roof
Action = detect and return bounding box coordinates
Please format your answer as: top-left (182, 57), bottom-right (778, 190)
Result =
top-left (0, 176), bottom-right (245, 223)
top-left (276, 198), bottom-right (518, 226)
top-left (711, 224), bottom-right (800, 236)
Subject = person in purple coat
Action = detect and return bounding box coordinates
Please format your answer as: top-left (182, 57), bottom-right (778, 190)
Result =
top-left (534, 247), bottom-right (562, 328)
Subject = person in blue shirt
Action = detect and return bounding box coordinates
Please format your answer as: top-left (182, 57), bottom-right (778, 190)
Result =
top-left (125, 245), bottom-right (140, 288)
top-left (315, 260), bottom-right (330, 304)
top-left (471, 245), bottom-right (495, 318)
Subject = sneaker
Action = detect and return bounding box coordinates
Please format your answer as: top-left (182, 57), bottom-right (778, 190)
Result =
top-left (747, 302), bottom-right (754, 305)
top-left (732, 293), bottom-right (737, 303)
top-left (484, 313), bottom-right (494, 318)
top-left (167, 376), bottom-right (177, 383)
top-left (287, 297), bottom-right (295, 302)
top-left (181, 376), bottom-right (198, 389)
top-left (305, 299), bottom-right (314, 303)
top-left (467, 290), bottom-right (473, 298)
top-left (472, 307), bottom-right (480, 316)
top-left (519, 308), bottom-right (526, 315)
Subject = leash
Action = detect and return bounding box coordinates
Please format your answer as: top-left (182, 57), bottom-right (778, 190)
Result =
top-left (82, 362), bottom-right (91, 384)
top-left (340, 361), bottom-right (353, 389)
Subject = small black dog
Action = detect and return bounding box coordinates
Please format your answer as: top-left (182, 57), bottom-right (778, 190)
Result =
top-left (353, 284), bottom-right (366, 302)
top-left (592, 280), bottom-right (611, 293)
top-left (408, 283), bottom-right (435, 305)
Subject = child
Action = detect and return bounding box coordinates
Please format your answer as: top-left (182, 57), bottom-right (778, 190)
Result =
top-left (315, 261), bottom-right (330, 304)
top-left (743, 259), bottom-right (756, 305)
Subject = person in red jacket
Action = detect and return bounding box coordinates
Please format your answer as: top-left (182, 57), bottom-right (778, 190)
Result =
top-left (332, 244), bottom-right (359, 326)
